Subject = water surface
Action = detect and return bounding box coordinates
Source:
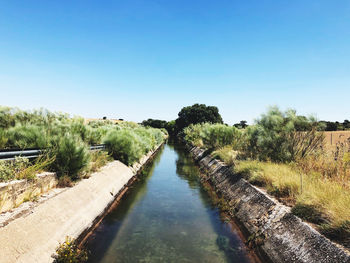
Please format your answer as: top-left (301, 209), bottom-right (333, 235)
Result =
top-left (85, 143), bottom-right (259, 263)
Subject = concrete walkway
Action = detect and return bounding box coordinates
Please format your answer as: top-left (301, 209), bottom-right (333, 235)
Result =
top-left (0, 157), bottom-right (146, 263)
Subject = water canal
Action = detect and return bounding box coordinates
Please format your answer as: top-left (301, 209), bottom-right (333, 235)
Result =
top-left (85, 143), bottom-right (260, 263)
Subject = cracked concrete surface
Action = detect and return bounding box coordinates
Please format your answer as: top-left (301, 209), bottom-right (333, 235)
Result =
top-left (189, 146), bottom-right (350, 263)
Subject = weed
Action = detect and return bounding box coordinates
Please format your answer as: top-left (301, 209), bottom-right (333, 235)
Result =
top-left (52, 236), bottom-right (88, 263)
top-left (57, 175), bottom-right (73, 187)
top-left (212, 146), bottom-right (238, 166)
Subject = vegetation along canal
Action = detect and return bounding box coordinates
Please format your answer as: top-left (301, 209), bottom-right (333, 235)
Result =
top-left (84, 143), bottom-right (261, 263)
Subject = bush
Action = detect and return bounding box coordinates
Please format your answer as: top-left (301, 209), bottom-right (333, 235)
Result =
top-left (184, 123), bottom-right (241, 150)
top-left (104, 127), bottom-right (165, 166)
top-left (6, 124), bottom-right (48, 149)
top-left (0, 106), bottom-right (166, 182)
top-left (104, 129), bottom-right (144, 165)
top-left (201, 124), bottom-right (241, 150)
top-left (0, 129), bottom-right (8, 149)
top-left (52, 236), bottom-right (88, 263)
top-left (49, 135), bottom-right (90, 180)
top-left (0, 156), bottom-right (53, 182)
top-left (0, 157), bottom-right (30, 182)
top-left (242, 106), bottom-right (324, 162)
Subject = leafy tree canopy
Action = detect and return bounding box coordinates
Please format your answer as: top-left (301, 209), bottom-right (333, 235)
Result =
top-left (141, 119), bottom-right (168, 129)
top-left (175, 104), bottom-right (223, 133)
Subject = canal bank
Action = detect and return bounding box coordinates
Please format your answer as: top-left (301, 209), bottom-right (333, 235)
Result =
top-left (84, 143), bottom-right (260, 263)
top-left (188, 145), bottom-right (350, 263)
top-left (0, 143), bottom-right (164, 263)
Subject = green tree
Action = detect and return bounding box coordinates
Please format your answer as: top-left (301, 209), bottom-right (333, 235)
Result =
top-left (244, 106), bottom-right (324, 162)
top-left (141, 119), bottom-right (168, 129)
top-left (234, 120), bottom-right (248, 129)
top-left (166, 120), bottom-right (176, 136)
top-left (175, 104), bottom-right (223, 133)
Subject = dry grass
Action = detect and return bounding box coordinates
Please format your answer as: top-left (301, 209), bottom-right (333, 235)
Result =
top-left (324, 131), bottom-right (350, 151)
top-left (235, 160), bottom-right (350, 246)
top-left (84, 118), bottom-right (123, 125)
top-left (88, 151), bottom-right (113, 173)
top-left (212, 146), bottom-right (238, 166)
top-left (81, 151), bottom-right (113, 178)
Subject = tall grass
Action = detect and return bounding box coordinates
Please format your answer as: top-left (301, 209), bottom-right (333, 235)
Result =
top-left (235, 160), bottom-right (350, 246)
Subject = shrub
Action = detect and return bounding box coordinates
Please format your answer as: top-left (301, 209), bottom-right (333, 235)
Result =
top-left (49, 135), bottom-right (90, 180)
top-left (183, 123), bottom-right (205, 147)
top-left (242, 107), bottom-right (324, 162)
top-left (0, 106), bottom-right (165, 182)
top-left (52, 236), bottom-right (88, 263)
top-left (184, 123), bottom-right (241, 150)
top-left (133, 128), bottom-right (156, 153)
top-left (0, 157), bottom-right (30, 182)
top-left (0, 129), bottom-right (8, 149)
top-left (104, 126), bottom-right (165, 166)
top-left (201, 124), bottom-right (241, 150)
top-left (6, 124), bottom-right (48, 149)
top-left (85, 126), bottom-right (104, 145)
top-left (104, 129), bottom-right (144, 165)
top-left (0, 156), bottom-right (52, 182)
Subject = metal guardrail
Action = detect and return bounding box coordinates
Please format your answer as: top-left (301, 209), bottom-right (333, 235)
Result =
top-left (0, 144), bottom-right (106, 161)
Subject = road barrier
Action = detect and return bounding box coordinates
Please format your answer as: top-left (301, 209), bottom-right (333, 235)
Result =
top-left (0, 144), bottom-right (106, 161)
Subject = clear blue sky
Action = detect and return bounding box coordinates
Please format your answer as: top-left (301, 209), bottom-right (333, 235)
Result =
top-left (1, 0), bottom-right (349, 124)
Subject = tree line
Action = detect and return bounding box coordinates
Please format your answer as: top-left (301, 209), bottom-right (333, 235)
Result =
top-left (141, 103), bottom-right (350, 135)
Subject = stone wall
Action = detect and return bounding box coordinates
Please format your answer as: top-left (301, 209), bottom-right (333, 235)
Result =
top-left (189, 146), bottom-right (350, 263)
top-left (0, 172), bottom-right (57, 213)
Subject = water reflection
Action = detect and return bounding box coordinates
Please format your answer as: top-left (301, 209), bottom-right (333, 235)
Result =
top-left (85, 143), bottom-right (258, 263)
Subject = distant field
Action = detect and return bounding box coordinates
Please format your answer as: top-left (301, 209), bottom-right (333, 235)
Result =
top-left (324, 131), bottom-right (350, 150)
top-left (84, 118), bottom-right (124, 124)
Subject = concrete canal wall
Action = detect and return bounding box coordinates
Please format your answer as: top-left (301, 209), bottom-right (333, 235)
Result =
top-left (0, 144), bottom-right (163, 263)
top-left (188, 146), bottom-right (350, 263)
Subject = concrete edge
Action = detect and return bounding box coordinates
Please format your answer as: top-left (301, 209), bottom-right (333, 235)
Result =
top-left (76, 142), bottom-right (165, 246)
top-left (188, 145), bottom-right (350, 263)
top-left (0, 142), bottom-right (165, 263)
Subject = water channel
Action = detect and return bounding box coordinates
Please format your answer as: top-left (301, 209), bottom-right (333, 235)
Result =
top-left (85, 143), bottom-right (260, 263)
